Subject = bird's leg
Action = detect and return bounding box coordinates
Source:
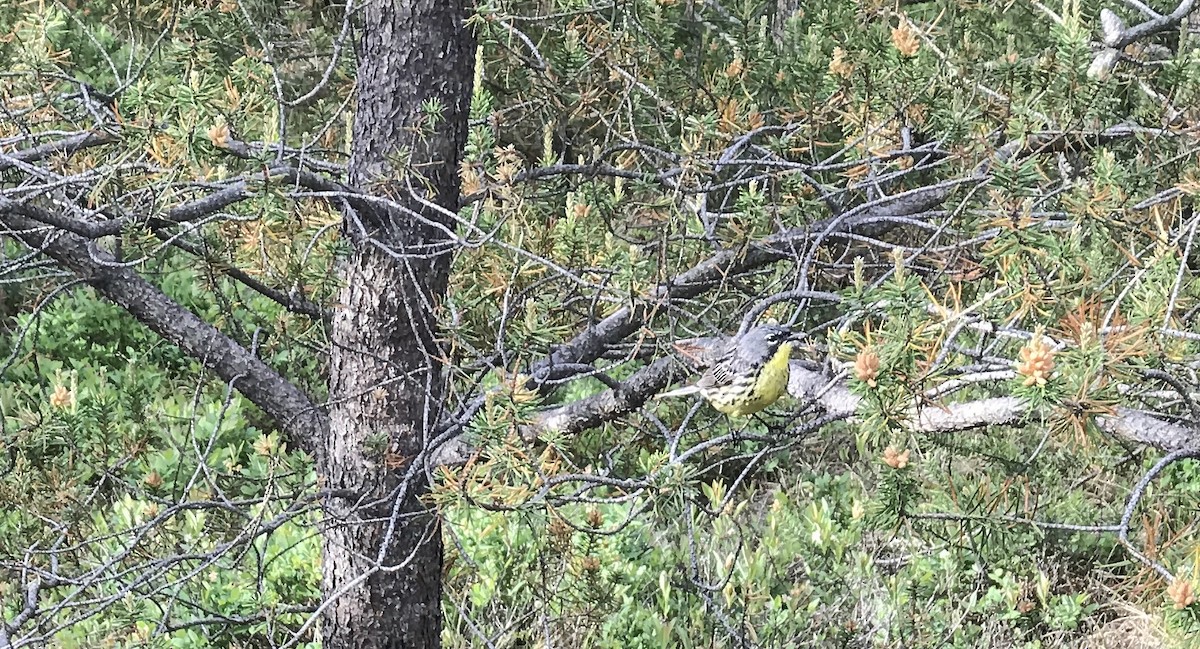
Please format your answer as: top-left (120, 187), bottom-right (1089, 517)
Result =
top-left (725, 414), bottom-right (751, 439)
top-left (753, 412), bottom-right (786, 437)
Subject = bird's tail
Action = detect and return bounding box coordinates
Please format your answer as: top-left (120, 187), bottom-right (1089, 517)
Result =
top-left (655, 385), bottom-right (702, 399)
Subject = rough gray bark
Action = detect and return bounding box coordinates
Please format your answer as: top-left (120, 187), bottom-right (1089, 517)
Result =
top-left (317, 1), bottom-right (475, 648)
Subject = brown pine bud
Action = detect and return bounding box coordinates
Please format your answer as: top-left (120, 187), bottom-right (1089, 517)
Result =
top-left (854, 348), bottom-right (880, 388)
top-left (883, 447), bottom-right (910, 469)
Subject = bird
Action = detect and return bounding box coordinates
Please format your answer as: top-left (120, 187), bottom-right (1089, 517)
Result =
top-left (656, 324), bottom-right (796, 416)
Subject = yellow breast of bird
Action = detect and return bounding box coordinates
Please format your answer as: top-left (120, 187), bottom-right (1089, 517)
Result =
top-left (714, 342), bottom-right (793, 416)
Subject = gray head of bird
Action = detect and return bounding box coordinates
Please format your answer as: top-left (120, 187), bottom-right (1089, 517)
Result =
top-left (734, 324), bottom-right (796, 360)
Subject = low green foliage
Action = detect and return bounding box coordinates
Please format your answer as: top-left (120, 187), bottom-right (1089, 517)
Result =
top-left (0, 275), bottom-right (321, 648)
top-left (442, 451), bottom-right (1181, 647)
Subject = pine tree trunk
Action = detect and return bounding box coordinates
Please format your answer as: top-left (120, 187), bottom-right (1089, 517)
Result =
top-left (318, 2), bottom-right (475, 647)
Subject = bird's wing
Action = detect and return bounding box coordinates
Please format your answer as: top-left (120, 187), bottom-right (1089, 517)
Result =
top-left (661, 334), bottom-right (738, 396)
top-left (696, 344), bottom-right (738, 389)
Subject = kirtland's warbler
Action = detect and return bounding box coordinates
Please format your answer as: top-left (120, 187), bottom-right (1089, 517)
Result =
top-left (656, 325), bottom-right (796, 416)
